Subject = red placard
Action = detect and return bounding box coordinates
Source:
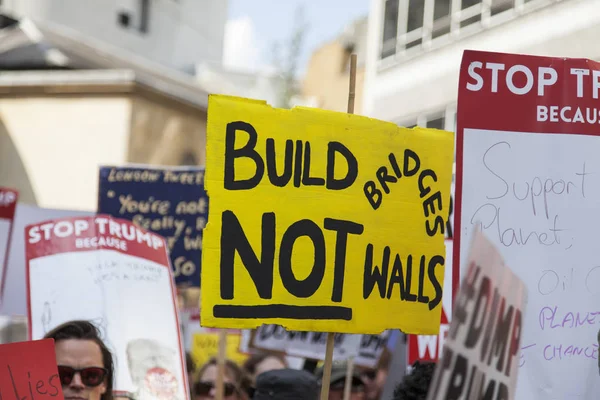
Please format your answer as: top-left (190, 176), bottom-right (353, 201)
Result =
top-left (0, 338), bottom-right (64, 399)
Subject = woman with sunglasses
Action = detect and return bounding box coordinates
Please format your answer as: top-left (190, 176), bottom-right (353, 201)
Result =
top-left (193, 358), bottom-right (250, 400)
top-left (45, 320), bottom-right (114, 400)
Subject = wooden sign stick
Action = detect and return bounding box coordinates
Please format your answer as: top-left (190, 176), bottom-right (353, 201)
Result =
top-left (320, 53), bottom-right (358, 400)
top-left (342, 356), bottom-right (355, 400)
top-left (215, 329), bottom-right (228, 400)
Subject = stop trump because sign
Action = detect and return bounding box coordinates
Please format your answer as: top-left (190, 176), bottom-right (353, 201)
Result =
top-left (201, 95), bottom-right (455, 335)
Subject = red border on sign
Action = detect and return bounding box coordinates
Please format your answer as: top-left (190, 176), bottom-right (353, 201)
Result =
top-left (25, 214), bottom-right (190, 399)
top-left (453, 49), bottom-right (600, 300)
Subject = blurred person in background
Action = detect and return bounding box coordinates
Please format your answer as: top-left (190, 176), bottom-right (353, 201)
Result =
top-left (253, 368), bottom-right (318, 400)
top-left (193, 357), bottom-right (251, 400)
top-left (315, 361), bottom-right (366, 400)
top-left (392, 361), bottom-right (436, 400)
top-left (359, 349), bottom-right (391, 400)
top-left (45, 320), bottom-right (114, 400)
top-left (187, 352), bottom-right (196, 396)
top-left (242, 351), bottom-right (287, 384)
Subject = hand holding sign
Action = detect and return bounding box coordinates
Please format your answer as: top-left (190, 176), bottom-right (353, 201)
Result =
top-left (0, 339), bottom-right (64, 399)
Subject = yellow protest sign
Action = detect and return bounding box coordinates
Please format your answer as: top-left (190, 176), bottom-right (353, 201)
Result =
top-left (201, 95), bottom-right (454, 335)
top-left (191, 332), bottom-right (248, 368)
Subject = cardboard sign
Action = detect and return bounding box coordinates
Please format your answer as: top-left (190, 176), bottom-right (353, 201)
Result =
top-left (252, 325), bottom-right (361, 361)
top-left (1, 204), bottom-right (92, 317)
top-left (98, 165), bottom-right (208, 287)
top-left (354, 332), bottom-right (390, 368)
top-left (191, 330), bottom-right (248, 368)
top-left (455, 50), bottom-right (600, 398)
top-left (26, 215), bottom-right (189, 400)
top-left (427, 229), bottom-right (526, 400)
top-left (0, 339), bottom-right (64, 399)
top-left (408, 239), bottom-right (453, 364)
top-left (201, 95), bottom-right (454, 334)
top-left (0, 187), bottom-right (17, 306)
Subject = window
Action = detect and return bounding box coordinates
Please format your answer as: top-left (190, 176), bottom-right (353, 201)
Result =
top-left (426, 116), bottom-right (445, 130)
top-left (117, 0), bottom-right (150, 34)
top-left (380, 0), bottom-right (557, 61)
top-left (381, 0), bottom-right (399, 58)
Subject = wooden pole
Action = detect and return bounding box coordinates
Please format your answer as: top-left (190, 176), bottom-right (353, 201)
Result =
top-left (342, 356), bottom-right (355, 400)
top-left (215, 329), bottom-right (227, 400)
top-left (320, 53), bottom-right (358, 400)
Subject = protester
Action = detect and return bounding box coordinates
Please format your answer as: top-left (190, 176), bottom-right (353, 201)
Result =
top-left (44, 320), bottom-right (114, 400)
top-left (359, 349), bottom-right (391, 400)
top-left (253, 368), bottom-right (318, 400)
top-left (242, 351), bottom-right (287, 383)
top-left (392, 361), bottom-right (436, 400)
top-left (315, 361), bottom-right (366, 400)
top-left (193, 357), bottom-right (251, 400)
top-left (187, 352), bottom-right (197, 396)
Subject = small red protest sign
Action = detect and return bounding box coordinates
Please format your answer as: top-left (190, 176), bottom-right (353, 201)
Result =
top-left (0, 338), bottom-right (64, 399)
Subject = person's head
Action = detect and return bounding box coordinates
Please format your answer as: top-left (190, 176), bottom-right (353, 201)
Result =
top-left (186, 353), bottom-right (196, 385)
top-left (360, 349), bottom-right (391, 400)
top-left (193, 358), bottom-right (250, 400)
top-left (315, 362), bottom-right (365, 400)
top-left (392, 361), bottom-right (436, 400)
top-left (44, 320), bottom-right (114, 400)
top-left (242, 352), bottom-right (287, 383)
top-left (253, 369), bottom-right (319, 400)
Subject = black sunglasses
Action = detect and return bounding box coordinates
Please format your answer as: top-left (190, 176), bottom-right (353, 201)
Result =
top-left (194, 381), bottom-right (237, 397)
top-left (57, 366), bottom-right (108, 387)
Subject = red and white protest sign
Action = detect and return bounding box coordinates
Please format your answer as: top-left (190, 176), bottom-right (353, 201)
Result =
top-left (428, 229), bottom-right (526, 400)
top-left (455, 50), bottom-right (600, 398)
top-left (0, 187), bottom-right (17, 305)
top-left (26, 215), bottom-right (189, 400)
top-left (407, 240), bottom-right (452, 365)
top-left (0, 338), bottom-right (64, 399)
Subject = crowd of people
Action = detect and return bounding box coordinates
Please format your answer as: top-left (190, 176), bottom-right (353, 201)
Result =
top-left (47, 319), bottom-right (436, 400)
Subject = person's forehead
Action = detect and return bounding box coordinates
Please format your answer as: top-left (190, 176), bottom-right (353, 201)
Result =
top-left (200, 365), bottom-right (234, 383)
top-left (55, 339), bottom-right (104, 367)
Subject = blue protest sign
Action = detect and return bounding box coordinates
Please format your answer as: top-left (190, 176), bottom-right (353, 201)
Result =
top-left (97, 165), bottom-right (207, 286)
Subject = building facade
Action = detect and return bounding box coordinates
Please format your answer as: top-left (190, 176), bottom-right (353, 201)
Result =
top-left (365, 0), bottom-right (600, 131)
top-left (0, 0), bottom-right (228, 72)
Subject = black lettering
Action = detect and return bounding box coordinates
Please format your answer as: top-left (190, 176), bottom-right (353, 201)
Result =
top-left (293, 140), bottom-right (303, 187)
top-left (496, 382), bottom-right (509, 400)
top-left (446, 195), bottom-right (454, 239)
top-left (259, 325), bottom-right (275, 340)
top-left (376, 167), bottom-right (397, 194)
top-left (326, 142), bottom-right (358, 190)
top-left (405, 255), bottom-right (418, 302)
top-left (423, 192), bottom-right (442, 217)
top-left (389, 153), bottom-right (402, 178)
top-left (481, 376), bottom-right (496, 400)
top-left (363, 244), bottom-right (389, 299)
top-left (427, 255), bottom-right (443, 310)
top-left (220, 211), bottom-right (275, 299)
top-left (446, 354), bottom-right (468, 400)
top-left (364, 181), bottom-right (382, 210)
top-left (386, 255), bottom-right (406, 300)
top-left (224, 121), bottom-right (264, 190)
top-left (480, 288), bottom-right (500, 363)
top-left (465, 276), bottom-right (491, 349)
top-left (301, 142), bottom-right (325, 186)
top-left (403, 149), bottom-right (421, 177)
top-left (505, 308), bottom-right (522, 378)
top-left (487, 298), bottom-right (514, 374)
top-left (28, 372), bottom-right (34, 400)
top-left (426, 216), bottom-right (445, 236)
top-left (48, 374), bottom-right (60, 396)
top-left (279, 219), bottom-right (325, 298)
top-left (36, 379), bottom-right (47, 395)
top-left (324, 218), bottom-right (364, 302)
top-left (430, 347), bottom-right (454, 396)
top-left (418, 169), bottom-right (438, 197)
top-left (465, 365), bottom-right (482, 399)
top-left (417, 255), bottom-right (430, 304)
top-left (266, 138), bottom-right (293, 187)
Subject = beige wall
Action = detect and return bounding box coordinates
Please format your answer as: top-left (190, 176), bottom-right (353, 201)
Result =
top-left (0, 96), bottom-right (130, 210)
top-left (128, 93), bottom-right (207, 167)
top-left (303, 41), bottom-right (365, 115)
top-left (0, 88), bottom-right (208, 212)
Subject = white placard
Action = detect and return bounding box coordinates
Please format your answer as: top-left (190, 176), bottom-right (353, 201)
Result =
top-left (253, 325), bottom-right (361, 361)
top-left (428, 229), bottom-right (527, 400)
top-left (27, 215), bottom-right (188, 400)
